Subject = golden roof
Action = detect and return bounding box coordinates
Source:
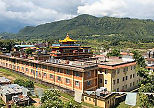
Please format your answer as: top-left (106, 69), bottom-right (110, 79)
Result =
top-left (59, 33), bottom-right (77, 42)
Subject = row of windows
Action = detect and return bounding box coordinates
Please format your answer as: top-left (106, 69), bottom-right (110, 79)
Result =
top-left (103, 65), bottom-right (136, 74)
top-left (113, 74), bottom-right (136, 85)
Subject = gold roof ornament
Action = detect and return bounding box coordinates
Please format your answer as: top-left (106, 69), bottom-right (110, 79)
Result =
top-left (59, 33), bottom-right (77, 42)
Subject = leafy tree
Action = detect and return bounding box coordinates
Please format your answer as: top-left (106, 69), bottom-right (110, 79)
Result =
top-left (41, 89), bottom-right (64, 108)
top-left (137, 68), bottom-right (154, 108)
top-left (132, 50), bottom-right (146, 68)
top-left (25, 48), bottom-right (33, 55)
top-left (14, 79), bottom-right (34, 88)
top-left (107, 49), bottom-right (120, 57)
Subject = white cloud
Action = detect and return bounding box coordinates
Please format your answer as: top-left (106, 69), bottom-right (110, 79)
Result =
top-left (0, 0), bottom-right (83, 25)
top-left (0, 0), bottom-right (154, 26)
top-left (78, 0), bottom-right (154, 19)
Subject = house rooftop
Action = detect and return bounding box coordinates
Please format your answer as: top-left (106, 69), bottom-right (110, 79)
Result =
top-left (0, 84), bottom-right (29, 95)
top-left (0, 77), bottom-right (11, 84)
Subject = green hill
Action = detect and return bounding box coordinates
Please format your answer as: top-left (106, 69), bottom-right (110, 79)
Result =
top-left (4, 14), bottom-right (154, 42)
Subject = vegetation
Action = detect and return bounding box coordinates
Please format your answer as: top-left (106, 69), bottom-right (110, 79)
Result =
top-left (41, 89), bottom-right (81, 108)
top-left (14, 79), bottom-right (34, 88)
top-left (107, 49), bottom-right (120, 57)
top-left (132, 50), bottom-right (154, 108)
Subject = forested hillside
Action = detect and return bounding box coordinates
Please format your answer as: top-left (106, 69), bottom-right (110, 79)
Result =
top-left (1, 14), bottom-right (154, 44)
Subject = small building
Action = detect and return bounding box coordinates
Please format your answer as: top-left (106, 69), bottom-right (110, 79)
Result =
top-left (83, 88), bottom-right (116, 108)
top-left (0, 77), bottom-right (11, 85)
top-left (146, 48), bottom-right (154, 72)
top-left (0, 84), bottom-right (30, 105)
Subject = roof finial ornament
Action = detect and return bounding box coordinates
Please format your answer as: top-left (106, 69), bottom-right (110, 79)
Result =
top-left (66, 33), bottom-right (69, 37)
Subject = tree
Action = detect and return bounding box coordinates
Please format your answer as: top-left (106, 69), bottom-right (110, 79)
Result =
top-left (41, 90), bottom-right (81, 108)
top-left (14, 79), bottom-right (34, 88)
top-left (132, 50), bottom-right (146, 68)
top-left (41, 89), bottom-right (64, 108)
top-left (107, 49), bottom-right (120, 57)
top-left (137, 68), bottom-right (154, 108)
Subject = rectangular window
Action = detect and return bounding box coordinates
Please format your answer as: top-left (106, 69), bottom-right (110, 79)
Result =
top-left (130, 83), bottom-right (132, 87)
top-left (105, 80), bottom-right (107, 84)
top-left (50, 74), bottom-right (53, 79)
top-left (113, 80), bottom-right (115, 85)
top-left (122, 86), bottom-right (124, 90)
top-left (66, 78), bottom-right (70, 84)
top-left (117, 69), bottom-right (120, 74)
top-left (26, 68), bottom-right (28, 72)
top-left (104, 69), bottom-right (108, 74)
top-left (66, 70), bottom-right (70, 75)
top-left (125, 85), bottom-right (127, 89)
top-left (50, 66), bottom-right (53, 70)
top-left (57, 68), bottom-right (61, 73)
top-left (44, 73), bottom-right (47, 78)
top-left (117, 79), bottom-right (119, 83)
top-left (123, 67), bottom-right (128, 72)
top-left (131, 66), bottom-right (133, 70)
top-left (87, 81), bottom-right (91, 86)
top-left (133, 74), bottom-right (135, 78)
top-left (57, 76), bottom-right (61, 81)
top-left (74, 71), bottom-right (80, 77)
top-left (126, 76), bottom-right (128, 80)
top-left (133, 82), bottom-right (135, 86)
top-left (87, 71), bottom-right (91, 77)
top-left (130, 74), bottom-right (132, 79)
top-left (117, 88), bottom-right (119, 92)
top-left (75, 81), bottom-right (79, 87)
top-left (123, 77), bottom-right (125, 81)
top-left (100, 79), bottom-right (103, 83)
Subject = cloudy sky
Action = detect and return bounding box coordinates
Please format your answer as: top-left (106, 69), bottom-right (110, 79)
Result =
top-left (0, 0), bottom-right (154, 32)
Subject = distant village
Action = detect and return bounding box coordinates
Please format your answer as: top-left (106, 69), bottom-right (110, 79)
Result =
top-left (0, 34), bottom-right (153, 108)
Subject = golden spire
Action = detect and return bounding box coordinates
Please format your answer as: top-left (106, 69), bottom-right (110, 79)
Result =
top-left (59, 33), bottom-right (77, 42)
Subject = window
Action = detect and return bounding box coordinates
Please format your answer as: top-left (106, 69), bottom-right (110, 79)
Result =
top-left (57, 76), bottom-right (61, 81)
top-left (89, 98), bottom-right (91, 101)
top-left (131, 66), bottom-right (133, 70)
top-left (117, 79), bottom-right (119, 83)
top-left (134, 66), bottom-right (136, 69)
top-left (43, 65), bottom-right (47, 69)
top-left (122, 86), bottom-right (124, 90)
top-left (57, 68), bottom-right (61, 73)
top-left (66, 78), bottom-right (70, 84)
top-left (104, 69), bottom-right (108, 74)
top-left (125, 85), bottom-right (127, 89)
top-left (87, 71), bottom-right (91, 77)
top-left (50, 66), bottom-right (53, 70)
top-left (26, 68), bottom-right (28, 72)
top-left (117, 88), bottom-right (119, 92)
top-left (105, 80), bottom-right (107, 84)
top-left (87, 81), bottom-right (91, 86)
top-left (130, 83), bottom-right (132, 87)
top-left (113, 80), bottom-right (115, 85)
top-left (133, 74), bottom-right (135, 78)
top-left (130, 74), bottom-right (132, 79)
top-left (133, 82), bottom-right (135, 86)
top-left (74, 71), bottom-right (80, 77)
top-left (126, 76), bottom-right (128, 80)
top-left (123, 67), bottom-right (128, 72)
top-left (66, 70), bottom-right (70, 75)
top-left (75, 81), bottom-right (79, 87)
top-left (123, 77), bottom-right (125, 81)
top-left (85, 97), bottom-right (87, 100)
top-left (100, 79), bottom-right (103, 83)
top-left (117, 69), bottom-right (120, 74)
top-left (44, 73), bottom-right (47, 78)
top-left (50, 74), bottom-right (53, 79)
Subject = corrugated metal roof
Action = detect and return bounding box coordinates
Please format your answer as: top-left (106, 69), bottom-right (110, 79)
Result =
top-left (14, 45), bottom-right (35, 48)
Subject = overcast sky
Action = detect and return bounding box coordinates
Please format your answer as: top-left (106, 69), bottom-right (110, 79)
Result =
top-left (0, 0), bottom-right (154, 25)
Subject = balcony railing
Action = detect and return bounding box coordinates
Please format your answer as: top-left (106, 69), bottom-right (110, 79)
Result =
top-left (52, 44), bottom-right (80, 47)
